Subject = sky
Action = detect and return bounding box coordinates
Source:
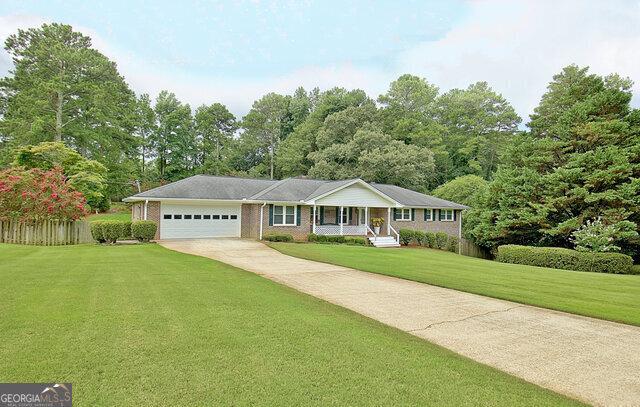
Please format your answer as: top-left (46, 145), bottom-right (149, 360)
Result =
top-left (1, 0), bottom-right (639, 121)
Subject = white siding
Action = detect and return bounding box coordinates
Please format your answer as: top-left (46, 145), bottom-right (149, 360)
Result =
top-left (315, 183), bottom-right (394, 207)
top-left (160, 202), bottom-right (241, 239)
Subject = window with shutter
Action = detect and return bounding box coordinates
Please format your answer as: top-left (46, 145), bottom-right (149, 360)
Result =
top-left (397, 208), bottom-right (412, 221)
top-left (424, 209), bottom-right (433, 221)
top-left (273, 205), bottom-right (297, 225)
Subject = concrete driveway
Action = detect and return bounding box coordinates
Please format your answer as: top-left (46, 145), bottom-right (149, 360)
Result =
top-left (159, 238), bottom-right (640, 407)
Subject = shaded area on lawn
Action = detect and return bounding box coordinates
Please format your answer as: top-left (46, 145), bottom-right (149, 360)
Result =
top-left (0, 244), bottom-right (581, 406)
top-left (269, 243), bottom-right (640, 327)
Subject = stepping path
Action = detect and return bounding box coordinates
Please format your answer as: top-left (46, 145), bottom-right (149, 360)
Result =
top-left (159, 238), bottom-right (640, 407)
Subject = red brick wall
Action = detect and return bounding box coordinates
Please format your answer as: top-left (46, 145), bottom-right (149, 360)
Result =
top-left (130, 201), bottom-right (161, 240)
top-left (390, 208), bottom-right (461, 238)
top-left (241, 204), bottom-right (260, 238)
top-left (261, 204), bottom-right (311, 241)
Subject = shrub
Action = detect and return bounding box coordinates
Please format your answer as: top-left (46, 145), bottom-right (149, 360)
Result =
top-left (92, 220), bottom-right (133, 244)
top-left (101, 221), bottom-right (122, 243)
top-left (13, 141), bottom-right (108, 212)
top-left (344, 236), bottom-right (366, 245)
top-left (90, 221), bottom-right (106, 243)
top-left (571, 217), bottom-right (637, 253)
top-left (120, 221), bottom-right (132, 239)
top-left (424, 232), bottom-right (436, 248)
top-left (413, 230), bottom-right (427, 246)
top-left (496, 245), bottom-right (633, 274)
top-left (307, 233), bottom-right (364, 245)
top-left (399, 229), bottom-right (414, 246)
top-left (435, 232), bottom-right (449, 250)
top-left (447, 236), bottom-right (459, 253)
top-left (263, 233), bottom-right (293, 242)
top-left (131, 221), bottom-right (157, 242)
top-left (0, 166), bottom-right (88, 222)
top-left (326, 235), bottom-right (346, 244)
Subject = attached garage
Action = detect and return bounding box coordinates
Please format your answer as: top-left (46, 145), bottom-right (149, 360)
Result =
top-left (160, 202), bottom-right (241, 239)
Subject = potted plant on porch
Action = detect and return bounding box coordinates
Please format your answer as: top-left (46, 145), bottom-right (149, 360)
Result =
top-left (371, 217), bottom-right (384, 235)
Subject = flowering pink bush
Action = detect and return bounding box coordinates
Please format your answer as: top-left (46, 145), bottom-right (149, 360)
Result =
top-left (0, 167), bottom-right (88, 221)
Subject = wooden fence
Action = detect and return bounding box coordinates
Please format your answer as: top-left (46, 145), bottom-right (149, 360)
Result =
top-left (459, 238), bottom-right (492, 259)
top-left (0, 220), bottom-right (94, 245)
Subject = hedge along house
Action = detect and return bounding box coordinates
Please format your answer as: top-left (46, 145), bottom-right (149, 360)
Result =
top-left (123, 175), bottom-right (468, 247)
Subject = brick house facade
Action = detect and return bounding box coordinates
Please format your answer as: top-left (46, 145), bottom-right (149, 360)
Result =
top-left (124, 175), bottom-right (468, 242)
top-left (131, 201), bottom-right (161, 240)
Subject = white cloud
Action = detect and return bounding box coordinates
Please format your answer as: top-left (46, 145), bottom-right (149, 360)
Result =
top-left (2, 1), bottom-right (640, 121)
top-left (398, 0), bottom-right (640, 120)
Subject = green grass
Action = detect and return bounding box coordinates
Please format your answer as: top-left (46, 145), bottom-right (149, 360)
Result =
top-left (0, 243), bottom-right (580, 406)
top-left (269, 243), bottom-right (640, 327)
top-left (86, 212), bottom-right (131, 221)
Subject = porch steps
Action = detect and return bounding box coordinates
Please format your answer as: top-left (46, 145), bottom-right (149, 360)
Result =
top-left (368, 236), bottom-right (400, 248)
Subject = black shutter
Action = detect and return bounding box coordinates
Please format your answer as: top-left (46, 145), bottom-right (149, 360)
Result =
top-left (296, 205), bottom-right (301, 226)
top-left (335, 206), bottom-right (340, 224)
top-left (411, 208), bottom-right (415, 221)
top-left (268, 204), bottom-right (273, 226)
top-left (453, 210), bottom-right (457, 221)
top-left (349, 207), bottom-right (353, 224)
top-left (320, 206), bottom-right (325, 225)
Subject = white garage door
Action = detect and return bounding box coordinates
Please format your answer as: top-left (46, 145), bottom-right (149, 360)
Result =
top-left (160, 203), bottom-right (241, 239)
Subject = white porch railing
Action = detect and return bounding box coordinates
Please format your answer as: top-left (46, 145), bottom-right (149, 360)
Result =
top-left (316, 224), bottom-right (367, 236)
top-left (389, 224), bottom-right (400, 244)
top-left (366, 224), bottom-right (377, 242)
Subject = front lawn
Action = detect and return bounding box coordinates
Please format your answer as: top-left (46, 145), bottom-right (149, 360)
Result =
top-left (86, 212), bottom-right (131, 221)
top-left (0, 244), bottom-right (579, 406)
top-left (269, 243), bottom-right (640, 326)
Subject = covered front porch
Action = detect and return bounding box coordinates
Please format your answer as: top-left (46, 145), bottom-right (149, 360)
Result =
top-left (311, 205), bottom-right (396, 238)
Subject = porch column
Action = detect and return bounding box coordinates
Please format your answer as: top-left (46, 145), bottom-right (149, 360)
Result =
top-left (313, 205), bottom-right (317, 234)
top-left (340, 206), bottom-right (344, 235)
top-left (387, 207), bottom-right (391, 235)
top-left (365, 207), bottom-right (368, 234)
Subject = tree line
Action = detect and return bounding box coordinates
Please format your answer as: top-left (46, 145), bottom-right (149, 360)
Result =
top-left (0, 23), bottom-right (638, 257)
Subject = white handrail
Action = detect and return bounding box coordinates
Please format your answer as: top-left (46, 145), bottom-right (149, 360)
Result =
top-left (366, 225), bottom-right (377, 242)
top-left (389, 224), bottom-right (400, 244)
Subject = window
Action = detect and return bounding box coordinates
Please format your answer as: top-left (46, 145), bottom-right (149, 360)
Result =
top-left (213, 215), bottom-right (220, 220)
top-left (203, 215), bottom-right (211, 220)
top-left (194, 215), bottom-right (202, 220)
top-left (273, 205), bottom-right (296, 225)
top-left (184, 215), bottom-right (192, 220)
top-left (163, 214), bottom-right (171, 220)
top-left (174, 215), bottom-right (182, 219)
top-left (230, 214), bottom-right (238, 220)
top-left (221, 215), bottom-right (229, 220)
top-left (398, 208), bottom-right (412, 221)
top-left (424, 209), bottom-right (433, 221)
top-left (440, 209), bottom-right (454, 221)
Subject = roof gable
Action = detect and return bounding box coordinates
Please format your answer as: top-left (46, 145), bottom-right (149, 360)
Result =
top-left (313, 181), bottom-right (398, 207)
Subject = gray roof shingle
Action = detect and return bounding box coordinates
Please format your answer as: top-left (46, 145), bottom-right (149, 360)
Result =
top-left (370, 183), bottom-right (468, 209)
top-left (250, 178), bottom-right (329, 201)
top-left (127, 175), bottom-right (277, 200)
top-left (126, 175), bottom-right (468, 209)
